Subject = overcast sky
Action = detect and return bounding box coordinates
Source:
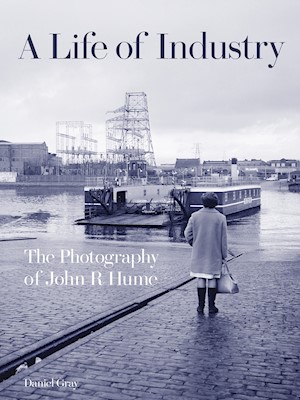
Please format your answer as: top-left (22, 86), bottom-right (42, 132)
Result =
top-left (0, 0), bottom-right (299, 165)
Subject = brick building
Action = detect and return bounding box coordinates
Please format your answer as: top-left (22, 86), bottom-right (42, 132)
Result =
top-left (174, 158), bottom-right (201, 177)
top-left (0, 141), bottom-right (49, 175)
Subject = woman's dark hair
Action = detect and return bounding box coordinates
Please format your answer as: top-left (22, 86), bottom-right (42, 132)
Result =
top-left (202, 192), bottom-right (218, 208)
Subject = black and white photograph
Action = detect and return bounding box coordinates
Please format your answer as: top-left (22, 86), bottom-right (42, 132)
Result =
top-left (0, 1), bottom-right (299, 399)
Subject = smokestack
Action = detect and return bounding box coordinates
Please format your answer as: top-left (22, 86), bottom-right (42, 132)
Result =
top-left (231, 158), bottom-right (238, 181)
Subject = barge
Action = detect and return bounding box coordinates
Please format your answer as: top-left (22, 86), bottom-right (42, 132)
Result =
top-left (80, 182), bottom-right (261, 227)
top-left (171, 184), bottom-right (261, 217)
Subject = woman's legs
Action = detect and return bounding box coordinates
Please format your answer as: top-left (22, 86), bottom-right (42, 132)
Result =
top-left (207, 278), bottom-right (218, 314)
top-left (197, 278), bottom-right (206, 288)
top-left (196, 278), bottom-right (218, 313)
top-left (196, 278), bottom-right (206, 313)
top-left (207, 278), bottom-right (217, 288)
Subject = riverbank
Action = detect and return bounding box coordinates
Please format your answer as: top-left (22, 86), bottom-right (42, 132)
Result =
top-left (0, 176), bottom-right (87, 188)
top-left (0, 176), bottom-right (290, 190)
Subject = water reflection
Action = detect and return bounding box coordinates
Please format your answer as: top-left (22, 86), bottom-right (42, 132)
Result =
top-left (85, 209), bottom-right (262, 244)
top-left (0, 186), bottom-right (299, 258)
top-left (168, 223), bottom-right (186, 242)
top-left (85, 224), bottom-right (172, 243)
top-left (226, 207), bottom-right (261, 225)
top-left (85, 224), bottom-right (130, 241)
top-left (84, 220), bottom-right (189, 243)
top-left (0, 187), bottom-right (83, 238)
top-left (24, 211), bottom-right (52, 221)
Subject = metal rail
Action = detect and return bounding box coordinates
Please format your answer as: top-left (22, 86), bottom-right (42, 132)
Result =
top-left (0, 276), bottom-right (195, 383)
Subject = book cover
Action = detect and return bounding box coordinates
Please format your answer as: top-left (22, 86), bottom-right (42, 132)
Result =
top-left (0, 1), bottom-right (299, 399)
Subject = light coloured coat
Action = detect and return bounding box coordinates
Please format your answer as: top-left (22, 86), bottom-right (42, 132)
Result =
top-left (184, 208), bottom-right (228, 275)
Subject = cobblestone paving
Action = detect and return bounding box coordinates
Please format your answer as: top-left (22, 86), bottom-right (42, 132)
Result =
top-left (0, 259), bottom-right (299, 399)
top-left (0, 237), bottom-right (192, 362)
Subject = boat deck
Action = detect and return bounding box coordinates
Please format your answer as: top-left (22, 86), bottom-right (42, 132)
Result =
top-left (76, 213), bottom-right (169, 228)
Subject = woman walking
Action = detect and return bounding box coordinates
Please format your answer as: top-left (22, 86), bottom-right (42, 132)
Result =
top-left (184, 192), bottom-right (228, 314)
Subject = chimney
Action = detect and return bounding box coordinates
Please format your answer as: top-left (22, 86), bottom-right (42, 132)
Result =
top-left (231, 158), bottom-right (238, 181)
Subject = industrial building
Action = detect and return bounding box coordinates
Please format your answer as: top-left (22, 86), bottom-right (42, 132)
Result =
top-left (0, 141), bottom-right (61, 175)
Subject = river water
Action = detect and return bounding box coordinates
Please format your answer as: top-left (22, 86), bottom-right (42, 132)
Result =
top-left (0, 183), bottom-right (299, 262)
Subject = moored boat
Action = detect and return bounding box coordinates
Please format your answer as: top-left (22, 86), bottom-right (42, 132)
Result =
top-left (82, 181), bottom-right (261, 225)
top-left (172, 184), bottom-right (261, 217)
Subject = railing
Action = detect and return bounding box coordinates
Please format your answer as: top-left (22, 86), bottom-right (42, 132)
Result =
top-left (85, 177), bottom-right (152, 187)
top-left (17, 175), bottom-right (86, 183)
top-left (14, 174), bottom-right (261, 188)
top-left (85, 177), bottom-right (106, 187)
top-left (84, 205), bottom-right (99, 219)
top-left (188, 177), bottom-right (261, 187)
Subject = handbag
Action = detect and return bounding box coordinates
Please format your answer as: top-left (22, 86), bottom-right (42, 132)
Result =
top-left (216, 261), bottom-right (239, 294)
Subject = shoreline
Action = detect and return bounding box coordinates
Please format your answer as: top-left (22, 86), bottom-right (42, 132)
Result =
top-left (0, 179), bottom-right (290, 189)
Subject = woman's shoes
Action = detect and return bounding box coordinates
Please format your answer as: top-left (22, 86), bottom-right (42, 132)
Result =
top-left (197, 288), bottom-right (206, 314)
top-left (197, 306), bottom-right (204, 314)
top-left (208, 288), bottom-right (218, 314)
top-left (197, 287), bottom-right (219, 314)
top-left (208, 305), bottom-right (219, 314)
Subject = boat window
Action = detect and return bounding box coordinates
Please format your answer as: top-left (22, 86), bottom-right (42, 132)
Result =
top-left (157, 189), bottom-right (160, 195)
top-left (224, 193), bottom-right (228, 202)
top-left (144, 190), bottom-right (147, 196)
top-left (233, 191), bottom-right (236, 200)
top-left (239, 191), bottom-right (242, 199)
top-left (244, 190), bottom-right (247, 197)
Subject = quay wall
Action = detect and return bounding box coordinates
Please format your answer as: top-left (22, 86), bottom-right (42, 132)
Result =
top-left (0, 175), bottom-right (155, 187)
top-left (0, 175), bottom-right (91, 187)
top-left (0, 174), bottom-right (290, 190)
top-left (260, 179), bottom-right (289, 191)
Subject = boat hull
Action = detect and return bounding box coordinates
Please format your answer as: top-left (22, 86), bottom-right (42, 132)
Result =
top-left (187, 185), bottom-right (261, 216)
top-left (83, 183), bottom-right (261, 223)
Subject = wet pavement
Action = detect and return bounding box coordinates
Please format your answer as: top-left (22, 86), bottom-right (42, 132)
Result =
top-left (0, 254), bottom-right (299, 399)
top-left (0, 236), bottom-right (191, 362)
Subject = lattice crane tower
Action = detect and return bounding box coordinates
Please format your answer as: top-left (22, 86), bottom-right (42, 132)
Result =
top-left (106, 92), bottom-right (156, 167)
